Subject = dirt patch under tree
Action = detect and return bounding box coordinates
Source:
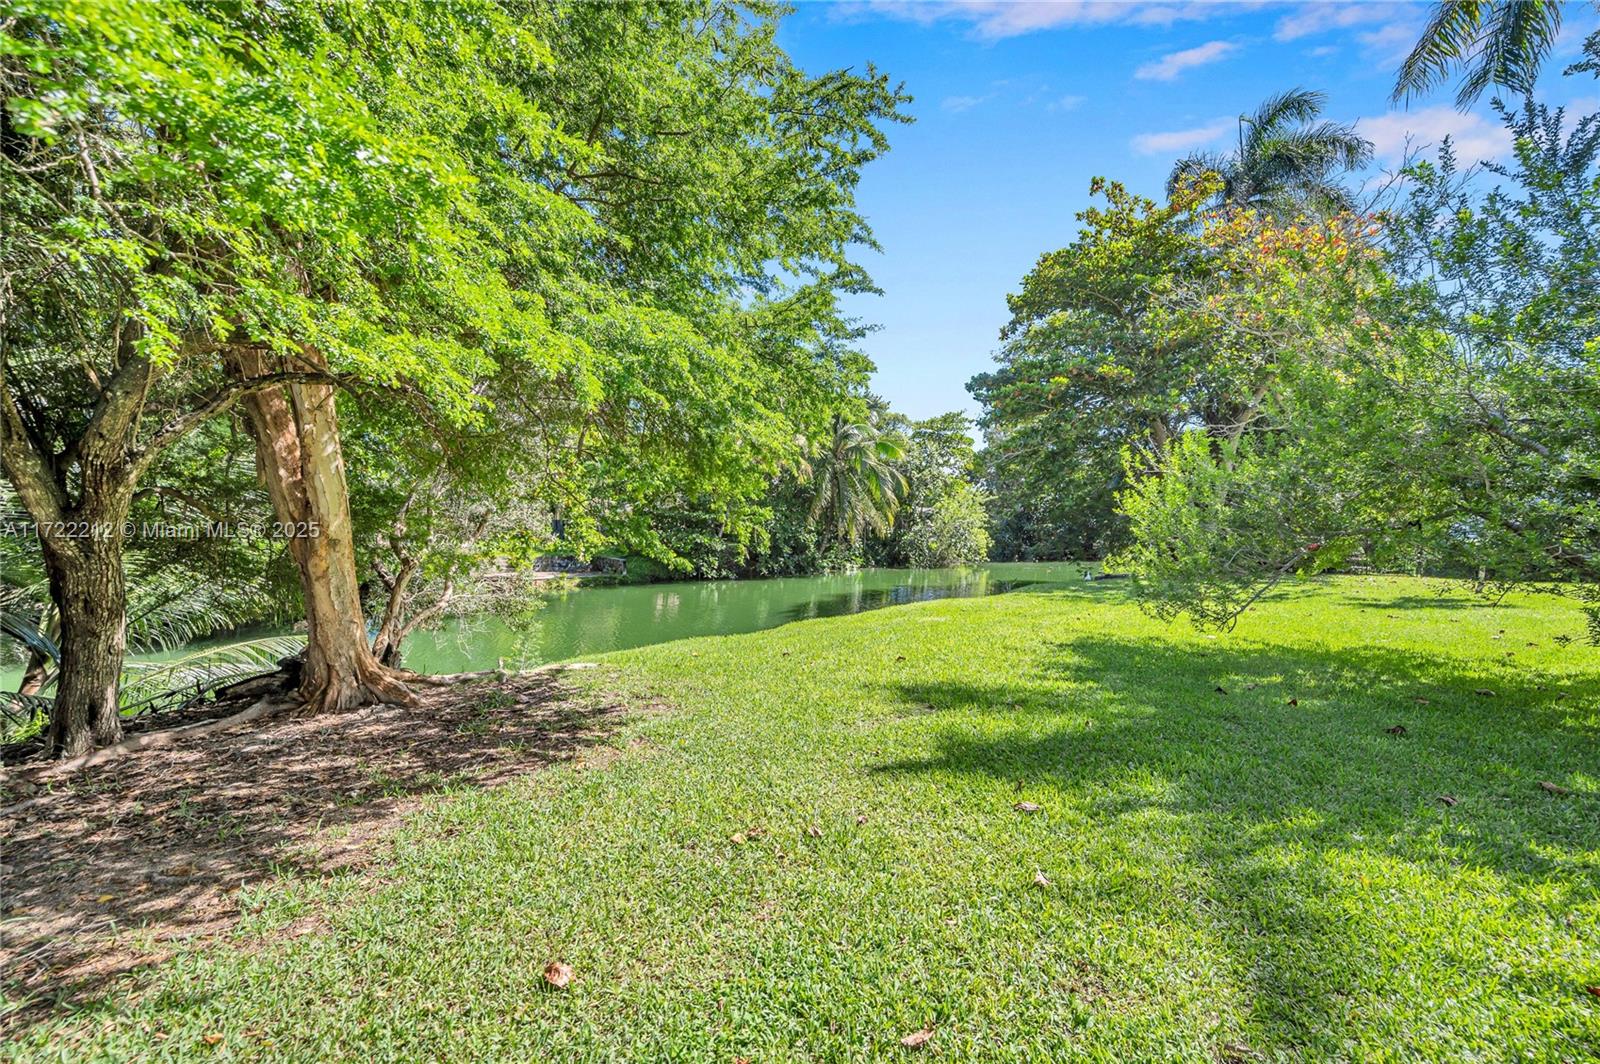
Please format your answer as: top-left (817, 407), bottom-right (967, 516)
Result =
top-left (0, 669), bottom-right (648, 1025)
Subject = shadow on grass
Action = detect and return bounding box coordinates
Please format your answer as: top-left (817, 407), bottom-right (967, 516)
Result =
top-left (875, 634), bottom-right (1598, 1053)
top-left (0, 673), bottom-right (635, 1024)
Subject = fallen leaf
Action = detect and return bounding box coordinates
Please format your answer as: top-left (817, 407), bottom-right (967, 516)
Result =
top-left (1436, 795), bottom-right (1458, 807)
top-left (1411, 697), bottom-right (1431, 705)
top-left (1473, 689), bottom-right (1496, 697)
top-left (543, 961), bottom-right (572, 989)
top-left (900, 1028), bottom-right (934, 1049)
top-left (805, 824), bottom-right (822, 839)
top-left (96, 894), bottom-right (115, 903)
top-left (895, 655), bottom-right (906, 662)
top-left (1539, 781), bottom-right (1572, 796)
top-left (1286, 698), bottom-right (1298, 707)
top-left (202, 1034), bottom-right (223, 1046)
top-left (1586, 986), bottom-right (1600, 998)
top-left (855, 814), bottom-right (868, 825)
top-left (1033, 870), bottom-right (1051, 888)
top-left (730, 832), bottom-right (747, 845)
top-left (1013, 801), bottom-right (1041, 814)
top-left (1385, 724), bottom-right (1408, 737)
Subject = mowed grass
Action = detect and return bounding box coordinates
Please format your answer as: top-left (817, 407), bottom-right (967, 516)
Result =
top-left (7, 574), bottom-right (1599, 1062)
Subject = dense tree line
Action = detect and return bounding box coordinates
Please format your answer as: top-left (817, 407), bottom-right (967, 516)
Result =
top-left (974, 13), bottom-right (1600, 637)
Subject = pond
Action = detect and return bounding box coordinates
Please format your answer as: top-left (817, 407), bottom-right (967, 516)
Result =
top-left (399, 562), bottom-right (1083, 673)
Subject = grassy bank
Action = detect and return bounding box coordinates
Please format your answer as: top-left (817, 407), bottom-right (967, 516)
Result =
top-left (6, 575), bottom-right (1598, 1061)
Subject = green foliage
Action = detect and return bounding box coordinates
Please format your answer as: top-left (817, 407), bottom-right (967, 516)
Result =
top-left (899, 480), bottom-right (991, 568)
top-left (970, 178), bottom-right (1213, 560)
top-left (1117, 55), bottom-right (1600, 638)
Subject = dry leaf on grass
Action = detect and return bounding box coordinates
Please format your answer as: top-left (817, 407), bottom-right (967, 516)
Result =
top-left (543, 961), bottom-right (572, 989)
top-left (1013, 801), bottom-right (1041, 814)
top-left (856, 814), bottom-right (868, 825)
top-left (1033, 870), bottom-right (1051, 888)
top-left (900, 1028), bottom-right (934, 1048)
top-left (1538, 781), bottom-right (1572, 796)
top-left (1385, 724), bottom-right (1407, 737)
top-left (805, 824), bottom-right (822, 838)
top-left (1436, 795), bottom-right (1458, 807)
top-left (202, 1034), bottom-right (223, 1046)
top-left (1473, 689), bottom-right (1496, 697)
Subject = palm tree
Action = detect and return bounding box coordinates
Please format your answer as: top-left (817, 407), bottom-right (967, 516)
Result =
top-left (806, 414), bottom-right (908, 547)
top-left (1393, 0), bottom-right (1566, 108)
top-left (1167, 88), bottom-right (1372, 215)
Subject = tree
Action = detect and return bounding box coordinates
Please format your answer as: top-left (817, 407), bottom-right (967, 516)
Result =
top-left (4, 0), bottom-right (911, 743)
top-left (969, 178), bottom-right (1212, 561)
top-left (885, 413), bottom-right (991, 567)
top-left (0, 0), bottom-right (465, 750)
top-left (1116, 50), bottom-right (1600, 638)
top-left (1167, 89), bottom-right (1372, 215)
top-left (1394, 0), bottom-right (1567, 107)
top-left (807, 412), bottom-right (908, 556)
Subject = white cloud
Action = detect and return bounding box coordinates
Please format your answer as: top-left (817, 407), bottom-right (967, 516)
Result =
top-left (1131, 119), bottom-right (1232, 155)
top-left (941, 93), bottom-right (992, 112)
top-left (1355, 106), bottom-right (1514, 165)
top-left (837, 1), bottom-right (1257, 41)
top-left (1135, 40), bottom-right (1238, 80)
top-left (1274, 2), bottom-right (1405, 42)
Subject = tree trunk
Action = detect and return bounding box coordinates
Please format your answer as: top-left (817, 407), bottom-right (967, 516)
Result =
top-left (40, 530), bottom-right (128, 755)
top-left (227, 346), bottom-right (413, 711)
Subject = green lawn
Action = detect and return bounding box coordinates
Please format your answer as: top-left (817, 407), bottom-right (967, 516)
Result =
top-left (8, 575), bottom-right (1599, 1061)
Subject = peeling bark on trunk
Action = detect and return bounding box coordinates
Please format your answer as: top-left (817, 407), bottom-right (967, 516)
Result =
top-left (227, 347), bottom-right (413, 712)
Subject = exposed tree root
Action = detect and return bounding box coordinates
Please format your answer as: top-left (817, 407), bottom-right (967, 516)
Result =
top-left (6, 693), bottom-right (294, 786)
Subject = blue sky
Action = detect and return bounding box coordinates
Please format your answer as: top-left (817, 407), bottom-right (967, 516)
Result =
top-left (775, 0), bottom-right (1600, 423)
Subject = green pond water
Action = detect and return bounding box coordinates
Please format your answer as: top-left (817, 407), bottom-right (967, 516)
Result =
top-left (399, 562), bottom-right (1083, 673)
top-left (1, 563), bottom-right (1087, 689)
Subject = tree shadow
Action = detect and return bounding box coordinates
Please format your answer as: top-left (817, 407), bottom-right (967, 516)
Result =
top-left (874, 634), bottom-right (1598, 1053)
top-left (0, 673), bottom-right (640, 1024)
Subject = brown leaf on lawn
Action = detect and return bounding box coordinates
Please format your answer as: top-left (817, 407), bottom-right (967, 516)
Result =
top-left (730, 832), bottom-right (748, 845)
top-left (1436, 795), bottom-right (1458, 807)
top-left (1539, 781), bottom-right (1572, 796)
top-left (896, 655), bottom-right (907, 662)
top-left (1385, 724), bottom-right (1408, 737)
top-left (1586, 986), bottom-right (1600, 998)
top-left (202, 1034), bottom-right (223, 1046)
top-left (1411, 697), bottom-right (1431, 705)
top-left (805, 824), bottom-right (822, 839)
top-left (1286, 698), bottom-right (1298, 707)
top-left (1013, 801), bottom-right (1041, 813)
top-left (900, 1028), bottom-right (934, 1049)
top-left (1473, 689), bottom-right (1496, 697)
top-left (543, 961), bottom-right (572, 989)
top-left (1033, 870), bottom-right (1051, 888)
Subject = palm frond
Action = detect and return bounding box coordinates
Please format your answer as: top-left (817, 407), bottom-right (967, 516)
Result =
top-left (1395, 0), bottom-right (1487, 103)
top-left (118, 635), bottom-right (303, 713)
top-left (1456, 0), bottom-right (1563, 106)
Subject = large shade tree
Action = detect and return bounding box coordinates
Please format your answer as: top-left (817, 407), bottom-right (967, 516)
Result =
top-left (2, 0), bottom-right (908, 751)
